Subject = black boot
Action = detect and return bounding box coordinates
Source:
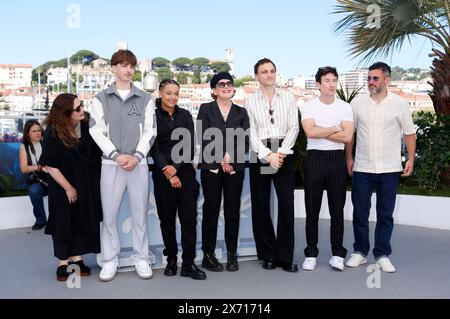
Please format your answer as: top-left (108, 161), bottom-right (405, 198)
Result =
top-left (56, 265), bottom-right (69, 282)
top-left (164, 259), bottom-right (178, 277)
top-left (201, 252), bottom-right (224, 272)
top-left (226, 252), bottom-right (239, 272)
top-left (180, 263), bottom-right (207, 280)
top-left (69, 260), bottom-right (91, 276)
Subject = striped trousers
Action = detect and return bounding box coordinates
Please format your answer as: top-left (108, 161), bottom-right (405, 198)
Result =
top-left (303, 150), bottom-right (347, 258)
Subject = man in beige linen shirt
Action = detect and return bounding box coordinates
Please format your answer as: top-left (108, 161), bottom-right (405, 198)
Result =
top-left (345, 62), bottom-right (416, 273)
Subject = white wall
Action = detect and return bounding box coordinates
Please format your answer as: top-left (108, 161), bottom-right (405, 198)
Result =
top-left (2, 191), bottom-right (450, 231)
top-left (0, 196), bottom-right (48, 230)
top-left (294, 190), bottom-right (450, 230)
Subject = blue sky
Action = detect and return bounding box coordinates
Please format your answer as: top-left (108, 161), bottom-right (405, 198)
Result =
top-left (1, 0), bottom-right (434, 78)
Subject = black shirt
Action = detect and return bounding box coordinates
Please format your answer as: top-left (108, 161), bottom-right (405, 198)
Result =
top-left (150, 105), bottom-right (195, 172)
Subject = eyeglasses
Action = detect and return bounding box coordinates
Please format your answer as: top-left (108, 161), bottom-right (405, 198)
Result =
top-left (216, 81), bottom-right (234, 88)
top-left (72, 101), bottom-right (84, 113)
top-left (367, 76), bottom-right (380, 82)
top-left (269, 108), bottom-right (274, 124)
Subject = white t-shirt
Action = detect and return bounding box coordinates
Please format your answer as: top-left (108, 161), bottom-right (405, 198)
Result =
top-left (301, 97), bottom-right (353, 151)
top-left (117, 89), bottom-right (131, 100)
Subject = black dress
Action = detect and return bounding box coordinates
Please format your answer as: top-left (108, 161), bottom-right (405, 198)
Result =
top-left (40, 121), bottom-right (102, 260)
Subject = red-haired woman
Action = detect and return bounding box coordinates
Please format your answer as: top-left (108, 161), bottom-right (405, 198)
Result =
top-left (40, 93), bottom-right (102, 281)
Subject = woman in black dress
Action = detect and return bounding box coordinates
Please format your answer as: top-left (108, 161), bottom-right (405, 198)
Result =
top-left (40, 93), bottom-right (102, 281)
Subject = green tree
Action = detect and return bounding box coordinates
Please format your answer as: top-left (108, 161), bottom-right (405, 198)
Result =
top-left (234, 76), bottom-right (255, 87)
top-left (172, 57), bottom-right (192, 70)
top-left (205, 74), bottom-right (213, 83)
top-left (152, 57), bottom-right (170, 68)
top-left (333, 0), bottom-right (450, 115)
top-left (176, 72), bottom-right (190, 85)
top-left (191, 57), bottom-right (210, 68)
top-left (192, 70), bottom-right (202, 84)
top-left (133, 70), bottom-right (142, 82)
top-left (209, 61), bottom-right (231, 73)
top-left (156, 67), bottom-right (173, 82)
top-left (70, 50), bottom-right (99, 65)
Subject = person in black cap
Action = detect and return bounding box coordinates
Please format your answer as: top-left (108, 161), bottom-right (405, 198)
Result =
top-left (197, 72), bottom-right (250, 272)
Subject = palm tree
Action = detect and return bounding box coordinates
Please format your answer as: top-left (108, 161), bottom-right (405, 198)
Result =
top-left (333, 0), bottom-right (450, 115)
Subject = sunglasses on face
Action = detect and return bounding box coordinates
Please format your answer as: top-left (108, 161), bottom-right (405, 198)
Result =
top-left (72, 101), bottom-right (84, 113)
top-left (216, 81), bottom-right (234, 88)
top-left (367, 76), bottom-right (380, 82)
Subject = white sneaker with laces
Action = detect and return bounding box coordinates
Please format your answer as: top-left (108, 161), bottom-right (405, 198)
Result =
top-left (345, 253), bottom-right (367, 268)
top-left (99, 261), bottom-right (119, 282)
top-left (302, 257), bottom-right (317, 271)
top-left (329, 256), bottom-right (345, 271)
top-left (134, 260), bottom-right (153, 279)
top-left (376, 257), bottom-right (396, 273)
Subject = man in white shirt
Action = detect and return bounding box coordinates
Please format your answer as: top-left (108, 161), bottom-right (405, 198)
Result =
top-left (89, 50), bottom-right (157, 281)
top-left (245, 58), bottom-right (299, 272)
top-left (345, 62), bottom-right (416, 273)
top-left (300, 67), bottom-right (354, 271)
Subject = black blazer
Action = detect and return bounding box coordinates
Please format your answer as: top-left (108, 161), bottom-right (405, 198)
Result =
top-left (196, 101), bottom-right (249, 171)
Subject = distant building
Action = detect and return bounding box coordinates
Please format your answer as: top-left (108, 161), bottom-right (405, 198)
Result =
top-left (292, 76), bottom-right (306, 89)
top-left (390, 81), bottom-right (432, 94)
top-left (0, 64), bottom-right (32, 90)
top-left (47, 67), bottom-right (68, 86)
top-left (225, 49), bottom-right (234, 76)
top-left (117, 39), bottom-right (128, 51)
top-left (305, 76), bottom-right (317, 90)
top-left (74, 59), bottom-right (114, 94)
top-left (341, 69), bottom-right (368, 93)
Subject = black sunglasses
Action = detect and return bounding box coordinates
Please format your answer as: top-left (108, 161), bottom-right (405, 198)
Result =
top-left (72, 101), bottom-right (84, 113)
top-left (269, 108), bottom-right (274, 124)
top-left (216, 81), bottom-right (234, 88)
top-left (367, 76), bottom-right (380, 82)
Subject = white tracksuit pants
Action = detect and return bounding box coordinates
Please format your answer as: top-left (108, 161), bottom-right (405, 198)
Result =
top-left (100, 162), bottom-right (149, 263)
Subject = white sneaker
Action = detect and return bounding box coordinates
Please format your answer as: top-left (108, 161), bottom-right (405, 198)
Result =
top-left (345, 253), bottom-right (367, 268)
top-left (302, 257), bottom-right (317, 271)
top-left (329, 256), bottom-right (345, 271)
top-left (376, 257), bottom-right (396, 273)
top-left (134, 260), bottom-right (153, 279)
top-left (99, 261), bottom-right (118, 282)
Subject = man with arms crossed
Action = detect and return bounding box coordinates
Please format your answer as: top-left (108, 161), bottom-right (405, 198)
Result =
top-left (300, 66), bottom-right (353, 271)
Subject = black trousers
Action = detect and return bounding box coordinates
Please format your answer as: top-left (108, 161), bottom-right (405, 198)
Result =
top-left (153, 166), bottom-right (199, 265)
top-left (249, 154), bottom-right (295, 263)
top-left (52, 233), bottom-right (100, 261)
top-left (304, 150), bottom-right (347, 258)
top-left (200, 169), bottom-right (244, 254)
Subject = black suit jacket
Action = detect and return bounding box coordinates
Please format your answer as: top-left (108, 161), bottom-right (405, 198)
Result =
top-left (196, 101), bottom-right (250, 171)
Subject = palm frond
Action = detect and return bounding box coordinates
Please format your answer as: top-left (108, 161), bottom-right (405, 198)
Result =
top-left (332, 0), bottom-right (450, 63)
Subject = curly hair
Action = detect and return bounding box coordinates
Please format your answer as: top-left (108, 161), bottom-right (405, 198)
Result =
top-left (43, 93), bottom-right (86, 147)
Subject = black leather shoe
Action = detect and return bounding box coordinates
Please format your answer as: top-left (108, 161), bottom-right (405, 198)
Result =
top-left (69, 260), bottom-right (91, 276)
top-left (226, 252), bottom-right (239, 272)
top-left (32, 223), bottom-right (46, 230)
top-left (277, 261), bottom-right (299, 273)
top-left (181, 264), bottom-right (207, 280)
top-left (56, 265), bottom-right (69, 282)
top-left (262, 259), bottom-right (276, 270)
top-left (201, 252), bottom-right (224, 272)
top-left (164, 259), bottom-right (178, 276)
